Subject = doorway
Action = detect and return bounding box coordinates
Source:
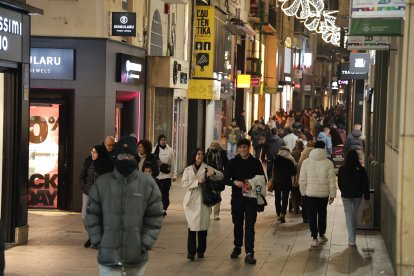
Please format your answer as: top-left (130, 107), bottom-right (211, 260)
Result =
top-left (29, 89), bottom-right (74, 210)
top-left (115, 91), bottom-right (141, 141)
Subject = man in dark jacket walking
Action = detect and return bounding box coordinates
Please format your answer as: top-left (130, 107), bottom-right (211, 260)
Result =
top-left (224, 138), bottom-right (265, 265)
top-left (87, 136), bottom-right (163, 275)
top-left (344, 124), bottom-right (365, 165)
top-left (272, 147), bottom-right (296, 223)
top-left (261, 128), bottom-right (286, 179)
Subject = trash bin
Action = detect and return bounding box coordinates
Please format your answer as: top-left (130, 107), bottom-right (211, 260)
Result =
top-left (357, 189), bottom-right (375, 229)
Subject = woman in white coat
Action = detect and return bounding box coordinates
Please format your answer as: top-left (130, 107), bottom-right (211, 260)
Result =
top-left (182, 148), bottom-right (224, 261)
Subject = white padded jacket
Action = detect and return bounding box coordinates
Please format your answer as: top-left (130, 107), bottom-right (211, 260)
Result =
top-left (299, 148), bottom-right (337, 199)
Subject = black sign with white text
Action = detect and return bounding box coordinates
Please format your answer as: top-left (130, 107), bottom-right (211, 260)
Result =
top-left (0, 7), bottom-right (24, 63)
top-left (116, 53), bottom-right (145, 85)
top-left (338, 64), bottom-right (368, 80)
top-left (112, 12), bottom-right (136, 36)
top-left (30, 48), bottom-right (75, 80)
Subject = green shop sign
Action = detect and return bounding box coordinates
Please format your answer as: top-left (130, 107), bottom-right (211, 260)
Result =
top-left (350, 18), bottom-right (402, 36)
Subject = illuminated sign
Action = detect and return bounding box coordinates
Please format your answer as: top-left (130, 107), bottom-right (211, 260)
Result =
top-left (350, 53), bottom-right (371, 73)
top-left (116, 53), bottom-right (145, 85)
top-left (338, 64), bottom-right (368, 80)
top-left (250, 77), bottom-right (260, 87)
top-left (0, 7), bottom-right (23, 62)
top-left (112, 12), bottom-right (136, 36)
top-left (237, 74), bottom-right (251, 88)
top-left (352, 0), bottom-right (405, 18)
top-left (30, 48), bottom-right (75, 80)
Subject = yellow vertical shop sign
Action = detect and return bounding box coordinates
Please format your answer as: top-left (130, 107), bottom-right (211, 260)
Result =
top-left (189, 79), bottom-right (214, 99)
top-left (193, 6), bottom-right (215, 78)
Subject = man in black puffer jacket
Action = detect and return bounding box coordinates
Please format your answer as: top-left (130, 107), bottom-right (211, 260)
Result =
top-left (86, 136), bottom-right (163, 275)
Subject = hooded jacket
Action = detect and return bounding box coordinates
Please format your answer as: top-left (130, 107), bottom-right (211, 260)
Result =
top-left (317, 132), bottom-right (333, 156)
top-left (152, 144), bottom-right (174, 180)
top-left (344, 130), bottom-right (365, 152)
top-left (299, 148), bottom-right (336, 199)
top-left (86, 169), bottom-right (163, 267)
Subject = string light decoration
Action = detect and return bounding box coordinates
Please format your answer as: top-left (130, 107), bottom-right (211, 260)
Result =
top-left (278, 0), bottom-right (341, 46)
top-left (278, 0), bottom-right (324, 19)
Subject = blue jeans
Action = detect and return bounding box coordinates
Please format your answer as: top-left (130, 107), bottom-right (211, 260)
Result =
top-left (342, 197), bottom-right (362, 244)
top-left (227, 142), bottom-right (237, 159)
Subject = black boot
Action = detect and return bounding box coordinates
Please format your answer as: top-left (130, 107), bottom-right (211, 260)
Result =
top-left (83, 239), bottom-right (91, 248)
top-left (187, 254), bottom-right (195, 261)
top-left (230, 247), bottom-right (241, 258)
top-left (244, 253), bottom-right (256, 265)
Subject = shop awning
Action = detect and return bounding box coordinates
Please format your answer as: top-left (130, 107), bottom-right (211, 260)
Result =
top-left (0, 0), bottom-right (43, 15)
top-left (227, 23), bottom-right (256, 37)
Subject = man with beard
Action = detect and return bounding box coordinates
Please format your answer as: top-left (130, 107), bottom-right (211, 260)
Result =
top-left (87, 136), bottom-right (163, 275)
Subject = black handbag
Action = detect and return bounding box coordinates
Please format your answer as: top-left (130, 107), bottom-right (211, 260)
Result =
top-left (200, 169), bottom-right (222, 207)
top-left (159, 163), bottom-right (171, 174)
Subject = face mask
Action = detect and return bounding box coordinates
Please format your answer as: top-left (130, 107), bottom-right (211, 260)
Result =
top-left (115, 159), bottom-right (137, 177)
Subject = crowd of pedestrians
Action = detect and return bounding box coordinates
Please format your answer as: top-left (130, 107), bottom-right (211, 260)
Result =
top-left (78, 105), bottom-right (370, 275)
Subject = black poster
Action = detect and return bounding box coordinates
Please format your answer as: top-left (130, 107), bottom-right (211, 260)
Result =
top-left (112, 12), bottom-right (136, 36)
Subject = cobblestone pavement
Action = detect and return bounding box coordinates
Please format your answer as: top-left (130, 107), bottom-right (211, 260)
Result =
top-left (5, 176), bottom-right (395, 276)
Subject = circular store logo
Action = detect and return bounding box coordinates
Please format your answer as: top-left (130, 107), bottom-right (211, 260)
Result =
top-left (120, 16), bottom-right (128, 24)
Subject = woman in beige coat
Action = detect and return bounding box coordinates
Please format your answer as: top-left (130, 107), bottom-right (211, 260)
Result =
top-left (182, 148), bottom-right (224, 261)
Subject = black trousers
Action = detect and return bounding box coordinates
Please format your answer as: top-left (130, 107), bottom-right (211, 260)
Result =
top-left (306, 196), bottom-right (329, 239)
top-left (301, 196), bottom-right (308, 220)
top-left (157, 178), bottom-right (172, 211)
top-left (187, 229), bottom-right (207, 255)
top-left (275, 187), bottom-right (290, 216)
top-left (231, 197), bottom-right (257, 254)
top-left (266, 160), bottom-right (273, 180)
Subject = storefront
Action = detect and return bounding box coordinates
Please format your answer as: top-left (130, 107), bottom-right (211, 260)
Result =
top-left (147, 56), bottom-right (189, 173)
top-left (0, 1), bottom-right (42, 243)
top-left (29, 37), bottom-right (146, 214)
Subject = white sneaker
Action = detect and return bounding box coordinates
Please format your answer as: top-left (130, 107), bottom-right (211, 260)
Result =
top-left (311, 239), bottom-right (319, 248)
top-left (319, 235), bottom-right (328, 244)
top-left (348, 241), bottom-right (356, 246)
